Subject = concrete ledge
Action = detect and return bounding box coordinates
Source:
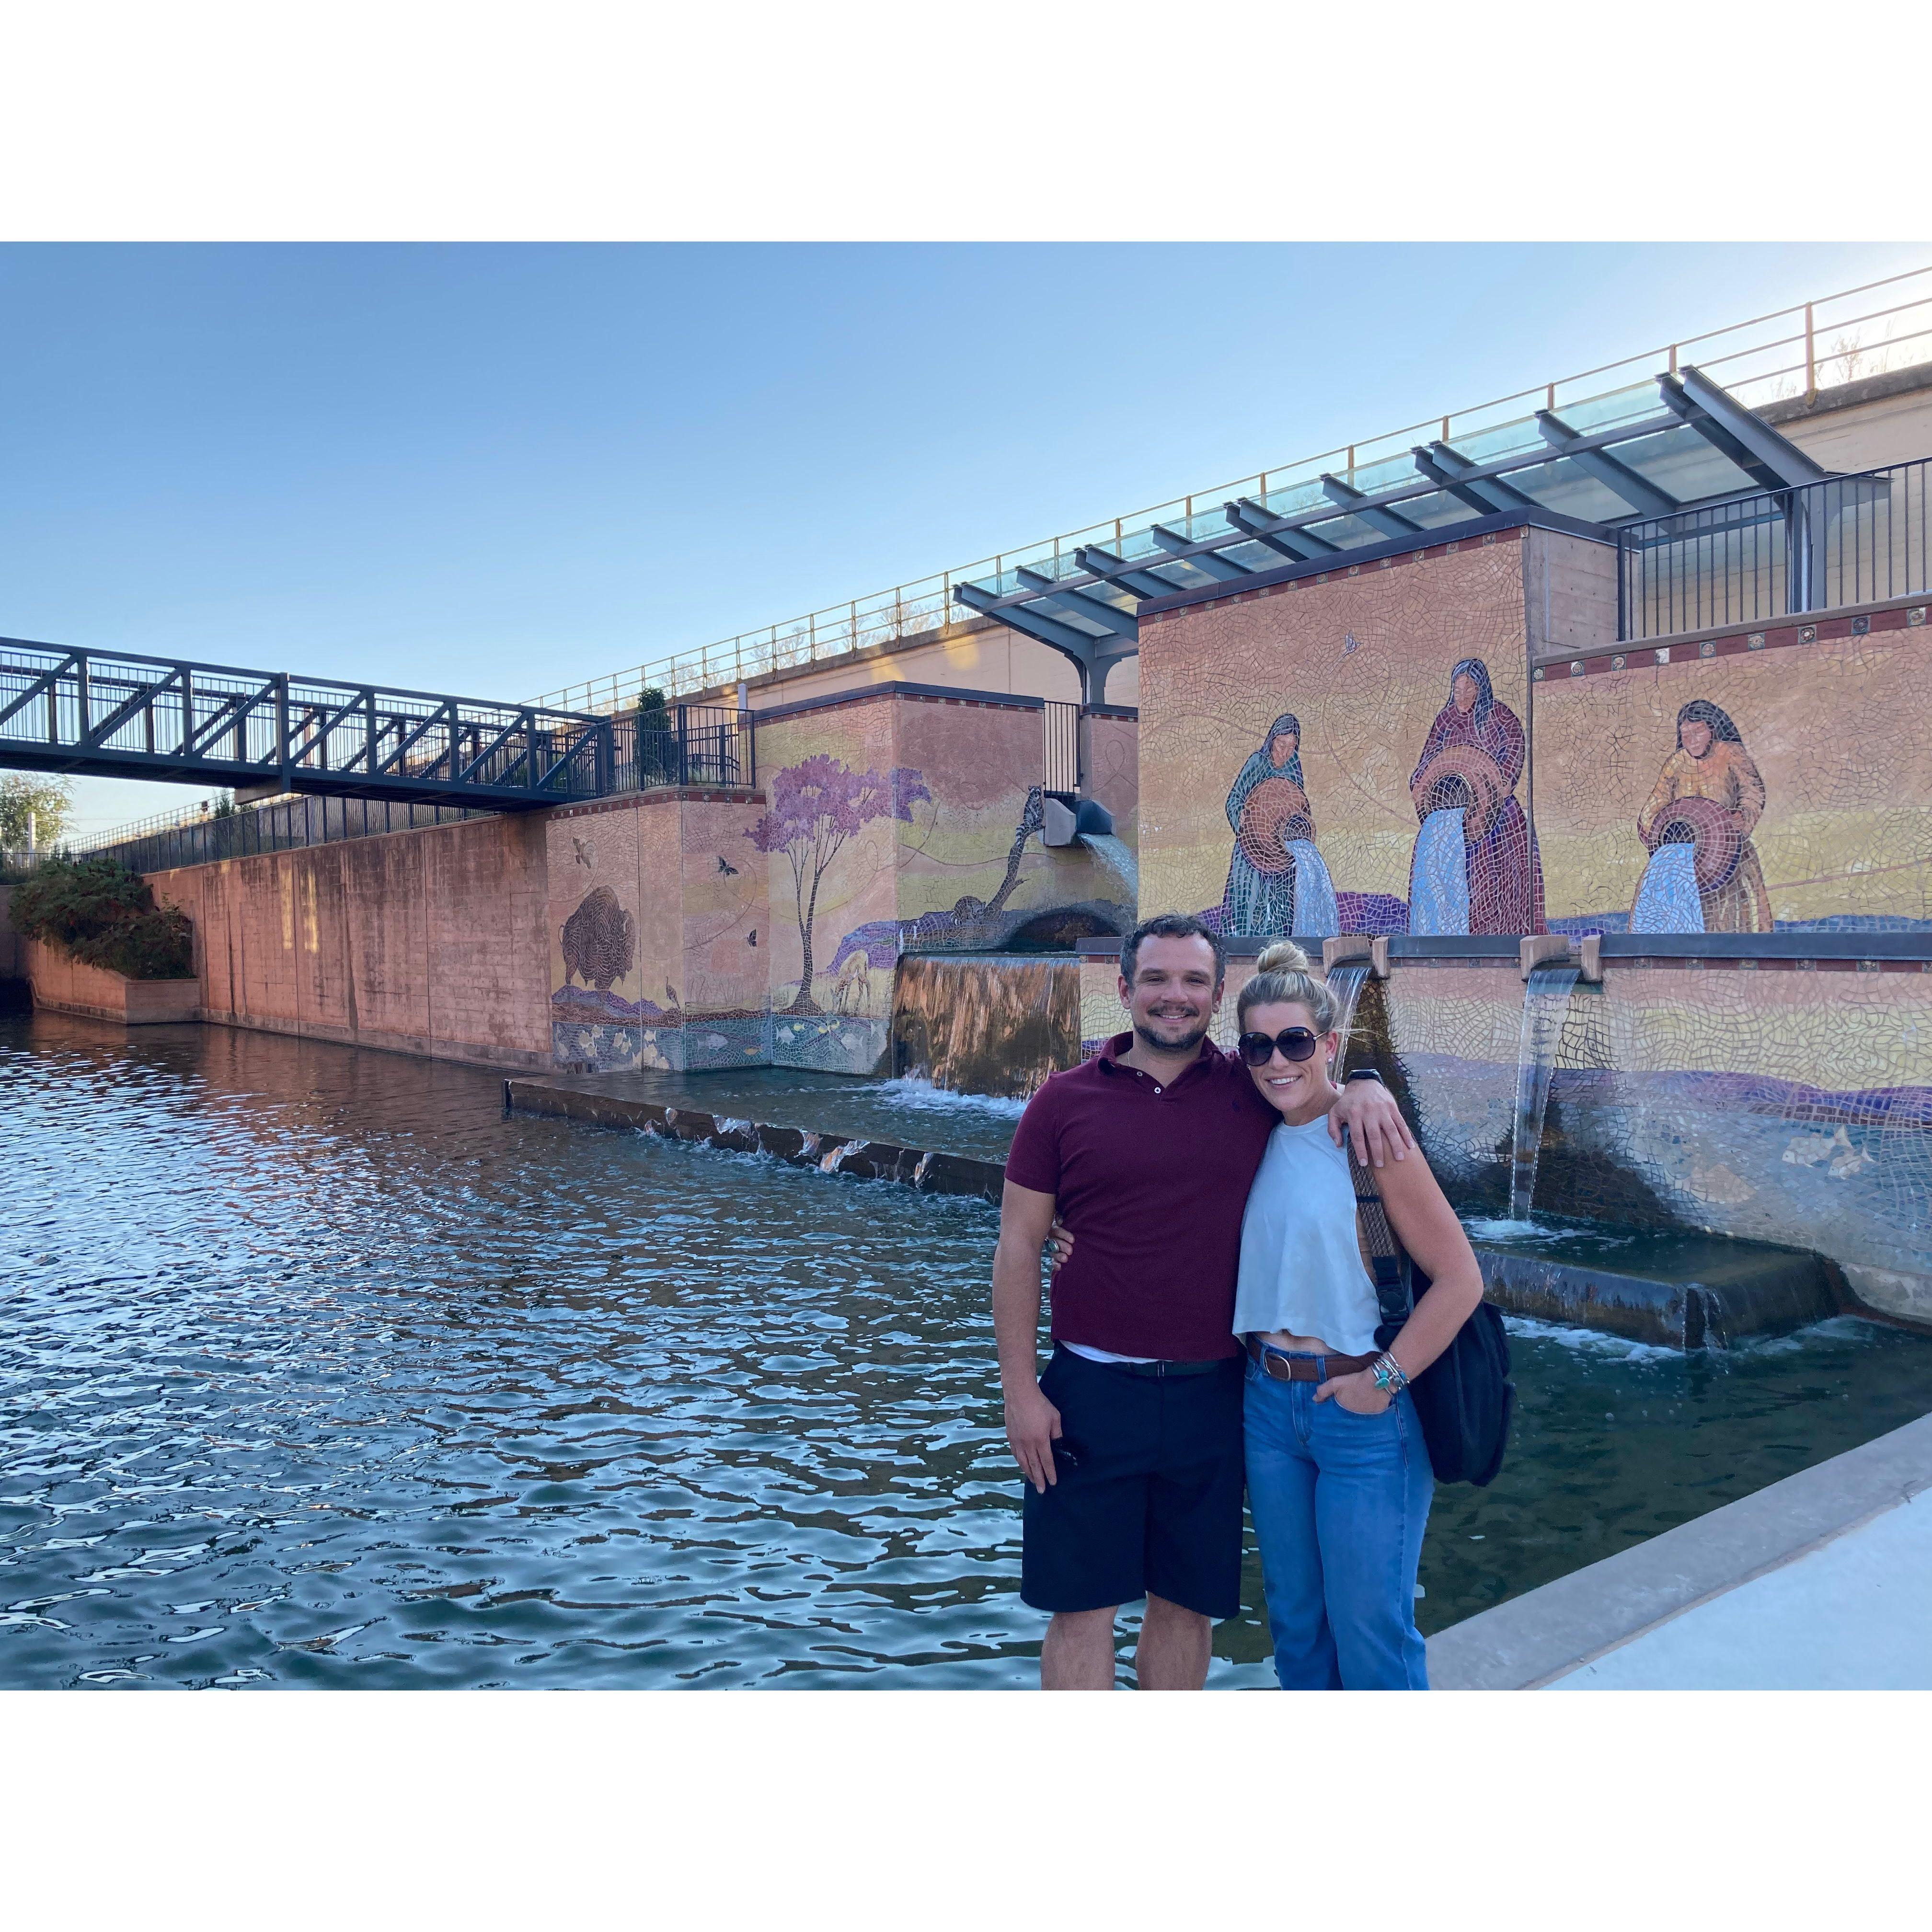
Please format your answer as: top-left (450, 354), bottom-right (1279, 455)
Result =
top-left (506, 1076), bottom-right (1007, 1201)
top-left (1427, 1410), bottom-right (1932, 1689)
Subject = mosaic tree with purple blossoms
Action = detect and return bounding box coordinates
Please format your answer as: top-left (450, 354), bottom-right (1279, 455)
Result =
top-left (747, 756), bottom-right (931, 1013)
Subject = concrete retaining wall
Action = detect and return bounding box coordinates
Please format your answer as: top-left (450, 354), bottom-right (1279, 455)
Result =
top-left (20, 936), bottom-right (200, 1023)
top-left (147, 810), bottom-right (554, 1070)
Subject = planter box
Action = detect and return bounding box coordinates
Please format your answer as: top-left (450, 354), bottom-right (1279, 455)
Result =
top-left (22, 936), bottom-right (200, 1025)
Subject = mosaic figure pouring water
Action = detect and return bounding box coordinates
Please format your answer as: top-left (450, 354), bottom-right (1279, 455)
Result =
top-left (1631, 699), bottom-right (1773, 934)
top-left (1406, 657), bottom-right (1543, 935)
top-left (1219, 712), bottom-right (1338, 938)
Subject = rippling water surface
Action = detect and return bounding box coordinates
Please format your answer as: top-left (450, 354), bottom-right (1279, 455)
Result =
top-left (3, 1012), bottom-right (1929, 1689)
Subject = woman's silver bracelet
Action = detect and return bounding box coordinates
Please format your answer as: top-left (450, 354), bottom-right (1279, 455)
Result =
top-left (1371, 1352), bottom-right (1409, 1395)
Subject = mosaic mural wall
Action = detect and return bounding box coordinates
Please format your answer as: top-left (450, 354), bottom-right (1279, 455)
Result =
top-left (1537, 610), bottom-right (1932, 933)
top-left (753, 691), bottom-right (1136, 1074)
top-left (1341, 959), bottom-right (1932, 1325)
top-left (545, 791), bottom-right (767, 1072)
top-left (1138, 533), bottom-right (1540, 940)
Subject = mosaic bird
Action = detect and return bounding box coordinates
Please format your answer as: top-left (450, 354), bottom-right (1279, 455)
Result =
top-left (666, 981), bottom-right (681, 1008)
top-left (747, 929), bottom-right (758, 946)
top-left (572, 835), bottom-right (595, 869)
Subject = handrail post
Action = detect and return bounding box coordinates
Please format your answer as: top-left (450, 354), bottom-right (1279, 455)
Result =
top-left (276, 675), bottom-right (292, 791)
top-left (676, 704), bottom-right (689, 787)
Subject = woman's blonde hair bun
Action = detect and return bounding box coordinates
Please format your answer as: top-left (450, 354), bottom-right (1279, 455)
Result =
top-left (1254, 939), bottom-right (1313, 976)
top-left (1236, 936), bottom-right (1337, 1035)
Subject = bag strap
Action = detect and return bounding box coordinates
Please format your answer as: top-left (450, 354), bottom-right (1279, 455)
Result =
top-left (1344, 1125), bottom-right (1414, 1332)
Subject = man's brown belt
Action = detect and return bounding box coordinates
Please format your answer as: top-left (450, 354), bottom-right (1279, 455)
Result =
top-left (1245, 1336), bottom-right (1378, 1382)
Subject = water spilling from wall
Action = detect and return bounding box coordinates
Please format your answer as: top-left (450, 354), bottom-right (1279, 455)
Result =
top-left (1509, 962), bottom-right (1582, 1221)
top-left (1076, 832), bottom-right (1139, 917)
top-left (1326, 961), bottom-right (1371, 1071)
top-left (891, 952), bottom-right (1081, 1100)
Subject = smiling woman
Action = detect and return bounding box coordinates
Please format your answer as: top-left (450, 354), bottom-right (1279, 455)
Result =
top-left (1232, 938), bottom-right (1485, 1690)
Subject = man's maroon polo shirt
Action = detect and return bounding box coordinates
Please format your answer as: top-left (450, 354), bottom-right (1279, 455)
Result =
top-left (1003, 1030), bottom-right (1278, 1362)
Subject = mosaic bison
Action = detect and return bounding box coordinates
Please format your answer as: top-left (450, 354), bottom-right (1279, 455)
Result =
top-left (560, 885), bottom-right (635, 992)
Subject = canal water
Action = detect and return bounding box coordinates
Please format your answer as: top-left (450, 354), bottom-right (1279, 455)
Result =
top-left (4, 1012), bottom-right (1930, 1689)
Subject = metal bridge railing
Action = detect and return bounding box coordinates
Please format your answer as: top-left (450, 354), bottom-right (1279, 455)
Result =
top-left (79, 794), bottom-right (492, 876)
top-left (1617, 456), bottom-right (1932, 639)
top-left (57, 702), bottom-right (756, 879)
top-left (611, 703), bottom-right (752, 794)
top-left (0, 641), bottom-right (613, 808)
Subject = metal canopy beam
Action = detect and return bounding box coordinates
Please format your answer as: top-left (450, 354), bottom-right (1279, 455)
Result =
top-left (1535, 409), bottom-right (1678, 516)
top-left (1227, 499), bottom-right (1337, 561)
top-left (1074, 545), bottom-right (1183, 601)
top-left (1413, 442), bottom-right (1534, 515)
top-left (1150, 524), bottom-right (1253, 580)
top-left (954, 581), bottom-right (1095, 654)
top-left (1320, 474), bottom-right (1421, 540)
top-left (1661, 367), bottom-right (1828, 492)
top-left (1013, 566), bottom-right (1139, 638)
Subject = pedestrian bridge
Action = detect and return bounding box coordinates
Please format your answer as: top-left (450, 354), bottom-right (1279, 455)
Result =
top-left (0, 637), bottom-right (618, 810)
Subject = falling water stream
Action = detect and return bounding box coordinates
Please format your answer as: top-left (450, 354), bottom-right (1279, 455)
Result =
top-left (1325, 962), bottom-right (1371, 1074)
top-left (1509, 963), bottom-right (1582, 1221)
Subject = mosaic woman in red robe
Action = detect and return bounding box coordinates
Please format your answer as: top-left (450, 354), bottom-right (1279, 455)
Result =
top-left (1408, 657), bottom-right (1544, 935)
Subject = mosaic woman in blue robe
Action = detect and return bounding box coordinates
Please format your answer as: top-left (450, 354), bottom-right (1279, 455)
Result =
top-left (1220, 713), bottom-right (1310, 936)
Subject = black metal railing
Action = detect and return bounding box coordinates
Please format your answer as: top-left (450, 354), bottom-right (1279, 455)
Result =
top-left (614, 703), bottom-right (752, 792)
top-left (79, 794), bottom-right (492, 875)
top-left (1618, 457), bottom-right (1932, 639)
top-left (0, 640), bottom-right (614, 809)
top-left (1044, 700), bottom-right (1080, 794)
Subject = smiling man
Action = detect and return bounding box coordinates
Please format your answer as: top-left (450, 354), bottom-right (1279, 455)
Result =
top-left (993, 912), bottom-right (1413, 1690)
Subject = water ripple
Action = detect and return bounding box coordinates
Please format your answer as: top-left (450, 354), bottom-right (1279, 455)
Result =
top-left (4, 1012), bottom-right (1930, 1688)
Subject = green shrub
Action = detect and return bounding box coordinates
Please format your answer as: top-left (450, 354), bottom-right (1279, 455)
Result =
top-left (9, 855), bottom-right (195, 980)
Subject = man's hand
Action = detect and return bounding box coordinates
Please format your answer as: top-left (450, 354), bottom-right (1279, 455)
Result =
top-left (1046, 1220), bottom-right (1074, 1274)
top-left (1006, 1381), bottom-right (1064, 1494)
top-left (1329, 1076), bottom-right (1415, 1168)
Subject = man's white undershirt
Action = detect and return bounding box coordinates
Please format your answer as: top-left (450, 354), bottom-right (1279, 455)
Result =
top-left (1062, 1340), bottom-right (1159, 1365)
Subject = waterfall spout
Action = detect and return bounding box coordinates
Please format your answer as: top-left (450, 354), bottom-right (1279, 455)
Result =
top-left (1325, 962), bottom-right (1371, 1074)
top-left (1076, 831), bottom-right (1139, 916)
top-left (1509, 962), bottom-right (1581, 1221)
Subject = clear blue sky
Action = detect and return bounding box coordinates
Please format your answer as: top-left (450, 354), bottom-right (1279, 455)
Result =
top-left (2, 242), bottom-right (1923, 836)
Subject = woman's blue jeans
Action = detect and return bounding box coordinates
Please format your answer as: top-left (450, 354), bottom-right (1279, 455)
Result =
top-left (1243, 1349), bottom-right (1434, 1690)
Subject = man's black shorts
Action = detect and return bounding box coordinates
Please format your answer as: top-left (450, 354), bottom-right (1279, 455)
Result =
top-left (1020, 1344), bottom-right (1244, 1621)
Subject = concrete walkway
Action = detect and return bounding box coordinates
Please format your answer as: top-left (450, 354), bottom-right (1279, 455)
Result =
top-left (1428, 1411), bottom-right (1932, 1690)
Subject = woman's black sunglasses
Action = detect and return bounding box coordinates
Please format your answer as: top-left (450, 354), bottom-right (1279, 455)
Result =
top-left (1238, 1026), bottom-right (1323, 1068)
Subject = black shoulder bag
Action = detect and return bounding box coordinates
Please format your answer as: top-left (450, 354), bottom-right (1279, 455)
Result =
top-left (1344, 1133), bottom-right (1515, 1487)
